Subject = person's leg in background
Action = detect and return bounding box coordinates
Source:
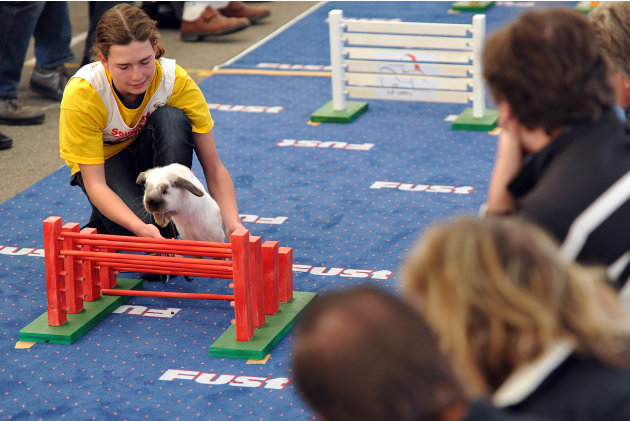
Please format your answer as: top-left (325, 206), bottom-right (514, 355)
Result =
top-left (29, 1), bottom-right (75, 101)
top-left (180, 1), bottom-right (249, 40)
top-left (0, 1), bottom-right (46, 125)
top-left (217, 1), bottom-right (270, 23)
top-left (180, 1), bottom-right (270, 41)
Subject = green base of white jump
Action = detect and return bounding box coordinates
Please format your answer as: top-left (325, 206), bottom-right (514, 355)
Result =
top-left (451, 107), bottom-right (499, 131)
top-left (18, 277), bottom-right (143, 345)
top-left (310, 100), bottom-right (369, 124)
top-left (574, 1), bottom-right (597, 14)
top-left (209, 291), bottom-right (318, 359)
top-left (451, 1), bottom-right (495, 12)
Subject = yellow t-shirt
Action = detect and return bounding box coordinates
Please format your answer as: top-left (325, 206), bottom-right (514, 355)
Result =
top-left (59, 60), bottom-right (213, 174)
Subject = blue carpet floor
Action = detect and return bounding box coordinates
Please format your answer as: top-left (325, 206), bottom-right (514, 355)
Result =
top-left (0, 2), bottom-right (577, 420)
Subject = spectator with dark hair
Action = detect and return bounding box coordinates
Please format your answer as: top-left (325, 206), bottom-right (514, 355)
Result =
top-left (482, 8), bottom-right (630, 289)
top-left (293, 286), bottom-right (546, 421)
top-left (590, 2), bottom-right (630, 128)
top-left (402, 216), bottom-right (630, 421)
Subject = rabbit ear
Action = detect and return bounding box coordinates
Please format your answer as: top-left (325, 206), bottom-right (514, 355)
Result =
top-left (173, 177), bottom-right (204, 197)
top-left (136, 172), bottom-right (147, 184)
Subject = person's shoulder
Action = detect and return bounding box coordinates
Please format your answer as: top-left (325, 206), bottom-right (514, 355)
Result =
top-left (525, 354), bottom-right (630, 416)
top-left (173, 62), bottom-right (191, 79)
top-left (157, 58), bottom-right (194, 87)
top-left (171, 62), bottom-right (200, 92)
top-left (155, 57), bottom-right (183, 74)
top-left (565, 354), bottom-right (630, 386)
top-left (62, 77), bottom-right (100, 109)
top-left (66, 76), bottom-right (95, 91)
top-left (466, 400), bottom-right (550, 421)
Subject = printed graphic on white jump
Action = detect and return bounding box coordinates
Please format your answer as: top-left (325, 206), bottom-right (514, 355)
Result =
top-left (370, 181), bottom-right (474, 194)
top-left (277, 139), bottom-right (374, 151)
top-left (207, 103), bottom-right (284, 114)
top-left (159, 369), bottom-right (290, 389)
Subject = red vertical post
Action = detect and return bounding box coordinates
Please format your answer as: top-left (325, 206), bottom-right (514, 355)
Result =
top-left (278, 247), bottom-right (293, 303)
top-left (249, 236), bottom-right (265, 329)
top-left (61, 222), bottom-right (84, 314)
top-left (80, 227), bottom-right (101, 301)
top-left (44, 217), bottom-right (67, 326)
top-left (231, 229), bottom-right (254, 341)
top-left (262, 241), bottom-right (279, 315)
top-left (99, 246), bottom-right (116, 289)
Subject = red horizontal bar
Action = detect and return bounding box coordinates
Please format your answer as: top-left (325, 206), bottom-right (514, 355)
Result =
top-left (98, 263), bottom-right (232, 278)
top-left (99, 263), bottom-right (234, 279)
top-left (61, 250), bottom-right (233, 268)
top-left (85, 258), bottom-right (233, 273)
top-left (72, 238), bottom-right (232, 258)
top-left (61, 231), bottom-right (230, 249)
top-left (102, 289), bottom-right (234, 300)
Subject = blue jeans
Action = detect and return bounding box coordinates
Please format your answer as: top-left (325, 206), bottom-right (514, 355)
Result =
top-left (0, 1), bottom-right (74, 98)
top-left (71, 106), bottom-right (196, 237)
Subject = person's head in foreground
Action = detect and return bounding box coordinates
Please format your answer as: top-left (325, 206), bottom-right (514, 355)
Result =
top-left (590, 2), bottom-right (630, 109)
top-left (402, 216), bottom-right (630, 397)
top-left (483, 8), bottom-right (614, 142)
top-left (293, 286), bottom-right (469, 421)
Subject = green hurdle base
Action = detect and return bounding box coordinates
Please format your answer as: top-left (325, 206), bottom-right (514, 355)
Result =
top-left (18, 277), bottom-right (143, 345)
top-left (451, 107), bottom-right (499, 131)
top-left (451, 1), bottom-right (495, 12)
top-left (209, 291), bottom-right (318, 359)
top-left (310, 100), bottom-right (369, 124)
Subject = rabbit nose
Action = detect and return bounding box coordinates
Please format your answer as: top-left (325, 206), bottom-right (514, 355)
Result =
top-left (146, 197), bottom-right (163, 209)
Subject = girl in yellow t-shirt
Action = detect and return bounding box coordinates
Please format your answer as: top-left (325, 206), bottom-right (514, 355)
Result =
top-left (60, 4), bottom-right (244, 240)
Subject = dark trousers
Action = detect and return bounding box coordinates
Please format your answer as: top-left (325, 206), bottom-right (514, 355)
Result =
top-left (71, 106), bottom-right (195, 236)
top-left (0, 1), bottom-right (74, 97)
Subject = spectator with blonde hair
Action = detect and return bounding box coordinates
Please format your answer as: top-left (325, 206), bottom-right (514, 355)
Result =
top-left (293, 286), bottom-right (546, 421)
top-left (402, 216), bottom-right (630, 421)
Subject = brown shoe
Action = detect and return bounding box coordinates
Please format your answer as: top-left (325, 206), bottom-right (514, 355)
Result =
top-left (0, 98), bottom-right (45, 126)
top-left (180, 6), bottom-right (250, 41)
top-left (219, 1), bottom-right (270, 23)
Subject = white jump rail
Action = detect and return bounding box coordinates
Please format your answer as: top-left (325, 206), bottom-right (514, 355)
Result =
top-left (328, 10), bottom-right (487, 118)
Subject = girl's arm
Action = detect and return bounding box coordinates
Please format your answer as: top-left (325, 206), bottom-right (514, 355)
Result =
top-left (193, 131), bottom-right (245, 239)
top-left (79, 163), bottom-right (163, 238)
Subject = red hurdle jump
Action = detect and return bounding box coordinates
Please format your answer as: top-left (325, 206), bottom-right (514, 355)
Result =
top-left (42, 216), bottom-right (293, 341)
